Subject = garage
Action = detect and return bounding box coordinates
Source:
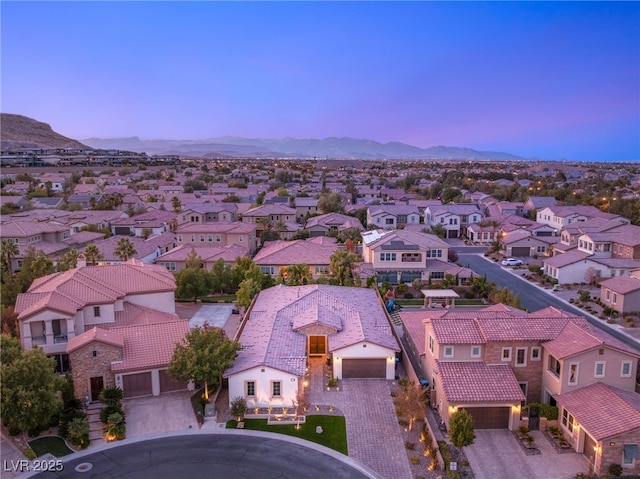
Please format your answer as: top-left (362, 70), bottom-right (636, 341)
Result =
top-left (511, 247), bottom-right (531, 257)
top-left (123, 371), bottom-right (152, 398)
top-left (464, 407), bottom-right (510, 429)
top-left (159, 369), bottom-right (186, 393)
top-left (341, 358), bottom-right (386, 378)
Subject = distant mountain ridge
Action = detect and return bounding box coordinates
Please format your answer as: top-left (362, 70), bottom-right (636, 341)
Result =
top-left (83, 135), bottom-right (524, 160)
top-left (1, 113), bottom-right (91, 150)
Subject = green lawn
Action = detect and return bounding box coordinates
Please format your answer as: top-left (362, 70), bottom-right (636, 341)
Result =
top-left (226, 415), bottom-right (348, 455)
top-left (28, 436), bottom-right (74, 457)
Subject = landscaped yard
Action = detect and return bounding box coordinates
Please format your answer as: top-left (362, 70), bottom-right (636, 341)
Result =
top-left (226, 415), bottom-right (348, 455)
top-left (28, 436), bottom-right (74, 457)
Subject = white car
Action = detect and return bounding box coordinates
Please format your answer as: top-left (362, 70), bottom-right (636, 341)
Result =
top-left (501, 258), bottom-right (523, 266)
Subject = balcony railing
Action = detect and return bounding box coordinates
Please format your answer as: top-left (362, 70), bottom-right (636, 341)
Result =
top-left (53, 334), bottom-right (68, 344)
top-left (31, 336), bottom-right (46, 345)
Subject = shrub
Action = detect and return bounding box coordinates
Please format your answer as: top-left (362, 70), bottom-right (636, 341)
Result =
top-left (100, 406), bottom-right (125, 424)
top-left (327, 377), bottom-right (338, 388)
top-left (548, 425), bottom-right (559, 436)
top-left (404, 293), bottom-right (414, 299)
top-left (409, 456), bottom-right (420, 465)
top-left (398, 419), bottom-right (409, 427)
top-left (105, 412), bottom-right (126, 440)
top-left (608, 463), bottom-right (623, 477)
top-left (528, 265), bottom-right (542, 274)
top-left (579, 290), bottom-right (591, 302)
top-left (230, 397), bottom-right (248, 421)
top-left (98, 387), bottom-right (124, 407)
top-left (518, 425), bottom-right (529, 434)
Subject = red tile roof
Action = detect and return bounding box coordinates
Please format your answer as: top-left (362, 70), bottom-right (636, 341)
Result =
top-left (437, 361), bottom-right (525, 402)
top-left (67, 327), bottom-right (124, 353)
top-left (556, 382), bottom-right (640, 440)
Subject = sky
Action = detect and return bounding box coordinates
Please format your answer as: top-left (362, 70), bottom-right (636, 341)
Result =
top-left (1, 1), bottom-right (639, 161)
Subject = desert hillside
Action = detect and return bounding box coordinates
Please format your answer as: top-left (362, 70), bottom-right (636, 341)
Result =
top-left (1, 113), bottom-right (91, 150)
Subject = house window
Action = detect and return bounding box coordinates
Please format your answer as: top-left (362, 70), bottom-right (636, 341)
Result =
top-left (50, 353), bottom-right (71, 373)
top-left (401, 253), bottom-right (422, 263)
top-left (430, 271), bottom-right (444, 280)
top-left (178, 235), bottom-right (182, 243)
top-left (207, 235), bottom-right (213, 243)
top-left (271, 381), bottom-right (281, 398)
top-left (426, 250), bottom-right (443, 258)
top-left (443, 346), bottom-right (454, 358)
top-left (93, 306), bottom-right (101, 317)
top-left (501, 347), bottom-right (512, 362)
top-left (190, 235), bottom-right (195, 242)
top-left (605, 289), bottom-right (611, 301)
top-left (594, 361), bottom-right (606, 378)
top-left (621, 361), bottom-right (632, 377)
top-left (260, 266), bottom-right (275, 275)
top-left (246, 381), bottom-right (255, 397)
top-left (92, 350), bottom-right (98, 358)
top-left (515, 348), bottom-right (527, 367)
top-left (385, 218), bottom-right (394, 225)
top-left (612, 293), bottom-right (617, 304)
top-left (380, 253), bottom-right (396, 262)
top-left (200, 235), bottom-right (205, 243)
top-left (471, 346), bottom-right (481, 358)
top-left (623, 444), bottom-right (638, 466)
top-left (562, 408), bottom-right (575, 433)
top-left (314, 266), bottom-right (329, 275)
top-left (216, 235), bottom-right (222, 243)
top-left (428, 334), bottom-right (434, 353)
top-left (531, 347), bottom-right (541, 361)
top-left (568, 363), bottom-right (579, 386)
top-left (548, 355), bottom-right (561, 378)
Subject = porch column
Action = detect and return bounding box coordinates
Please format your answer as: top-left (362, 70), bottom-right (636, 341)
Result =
top-left (44, 320), bottom-right (54, 345)
top-left (66, 318), bottom-right (76, 340)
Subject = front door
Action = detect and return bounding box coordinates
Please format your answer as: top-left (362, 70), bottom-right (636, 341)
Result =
top-left (90, 376), bottom-right (104, 402)
top-left (309, 336), bottom-right (326, 356)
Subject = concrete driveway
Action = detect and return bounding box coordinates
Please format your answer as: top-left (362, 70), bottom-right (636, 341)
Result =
top-left (124, 390), bottom-right (198, 438)
top-left (464, 430), bottom-right (588, 479)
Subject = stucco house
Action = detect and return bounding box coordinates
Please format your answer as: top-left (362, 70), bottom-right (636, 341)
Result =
top-left (367, 205), bottom-right (421, 229)
top-left (14, 260), bottom-right (189, 402)
top-left (224, 285), bottom-right (399, 408)
top-left (424, 204), bottom-right (483, 239)
top-left (253, 236), bottom-right (338, 280)
top-left (155, 243), bottom-right (249, 272)
top-left (599, 271), bottom-right (640, 314)
top-left (304, 212), bottom-right (364, 237)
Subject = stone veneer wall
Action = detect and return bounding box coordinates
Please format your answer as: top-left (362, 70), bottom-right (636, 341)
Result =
top-left (484, 341), bottom-right (544, 402)
top-left (598, 429), bottom-right (640, 477)
top-left (69, 342), bottom-right (123, 401)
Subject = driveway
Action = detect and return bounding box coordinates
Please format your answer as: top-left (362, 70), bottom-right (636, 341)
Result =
top-left (465, 430), bottom-right (588, 479)
top-left (124, 390), bottom-right (198, 438)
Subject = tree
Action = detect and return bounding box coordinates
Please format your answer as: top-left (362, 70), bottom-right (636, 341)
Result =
top-left (470, 275), bottom-right (496, 299)
top-left (236, 278), bottom-right (262, 308)
top-left (168, 326), bottom-right (241, 399)
top-left (1, 306), bottom-right (20, 337)
top-left (57, 249), bottom-right (79, 271)
top-left (30, 250), bottom-right (54, 277)
top-left (393, 381), bottom-right (426, 431)
top-left (114, 238), bottom-right (137, 261)
top-left (1, 336), bottom-right (63, 434)
top-left (489, 287), bottom-right (522, 309)
top-left (84, 243), bottom-right (104, 266)
top-left (210, 259), bottom-right (233, 294)
top-left (175, 267), bottom-right (211, 303)
top-left (281, 263), bottom-right (310, 285)
top-left (336, 227), bottom-right (362, 245)
top-left (430, 224), bottom-right (447, 239)
top-left (1, 239), bottom-right (19, 278)
top-left (329, 250), bottom-right (357, 286)
top-left (440, 274), bottom-right (457, 289)
top-left (230, 397), bottom-right (248, 421)
top-left (66, 416), bottom-right (90, 448)
top-left (448, 408), bottom-right (476, 448)
top-left (171, 196), bottom-right (182, 213)
top-left (318, 193), bottom-right (345, 214)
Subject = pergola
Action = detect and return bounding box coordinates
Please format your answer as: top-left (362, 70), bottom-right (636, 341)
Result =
top-left (421, 289), bottom-right (460, 308)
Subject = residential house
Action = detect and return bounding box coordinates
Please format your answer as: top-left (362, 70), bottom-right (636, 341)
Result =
top-left (424, 204), bottom-right (483, 239)
top-left (224, 285), bottom-right (399, 408)
top-left (178, 203), bottom-right (238, 226)
top-left (367, 205), bottom-right (421, 230)
top-left (155, 244), bottom-right (249, 272)
top-left (523, 196), bottom-right (557, 216)
top-left (304, 212), bottom-right (364, 237)
top-left (81, 233), bottom-right (176, 265)
top-left (536, 205), bottom-right (628, 233)
top-left (176, 221), bottom-right (258, 254)
top-left (501, 230), bottom-right (551, 257)
top-left (253, 236), bottom-right (338, 280)
top-left (361, 229), bottom-right (449, 285)
top-left (14, 260), bottom-right (189, 401)
top-left (294, 197), bottom-right (319, 223)
top-left (241, 204), bottom-right (297, 236)
top-left (599, 270), bottom-right (640, 314)
top-left (111, 210), bottom-right (177, 237)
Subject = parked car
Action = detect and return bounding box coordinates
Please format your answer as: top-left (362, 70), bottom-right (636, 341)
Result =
top-left (501, 258), bottom-right (523, 266)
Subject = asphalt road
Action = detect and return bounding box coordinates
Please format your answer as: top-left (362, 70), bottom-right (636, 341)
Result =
top-left (28, 434), bottom-right (373, 479)
top-left (456, 249), bottom-right (640, 352)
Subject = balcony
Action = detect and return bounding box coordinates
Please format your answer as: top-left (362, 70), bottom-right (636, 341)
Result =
top-left (53, 334), bottom-right (68, 344)
top-left (31, 336), bottom-right (46, 346)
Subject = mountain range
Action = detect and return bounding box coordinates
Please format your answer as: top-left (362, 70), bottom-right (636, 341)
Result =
top-left (1, 113), bottom-right (524, 160)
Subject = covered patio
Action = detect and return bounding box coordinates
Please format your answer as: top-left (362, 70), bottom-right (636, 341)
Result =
top-left (421, 289), bottom-right (459, 308)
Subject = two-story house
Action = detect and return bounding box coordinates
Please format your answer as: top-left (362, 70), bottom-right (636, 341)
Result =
top-left (536, 205), bottom-right (628, 233)
top-left (294, 197), bottom-right (319, 223)
top-left (176, 221), bottom-right (257, 254)
top-left (155, 243), bottom-right (249, 272)
top-left (361, 229), bottom-right (449, 285)
top-left (424, 204), bottom-right (483, 239)
top-left (14, 260), bottom-right (190, 401)
top-left (177, 203), bottom-right (238, 227)
top-left (367, 205), bottom-right (421, 230)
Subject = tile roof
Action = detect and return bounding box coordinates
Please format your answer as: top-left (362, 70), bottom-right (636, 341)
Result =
top-left (67, 326), bottom-right (124, 353)
top-left (155, 244), bottom-right (249, 263)
top-left (304, 212), bottom-right (364, 230)
top-left (15, 261), bottom-right (176, 320)
top-left (225, 285), bottom-right (398, 377)
top-left (431, 319), bottom-right (484, 344)
top-left (437, 361), bottom-right (525, 402)
top-left (543, 250), bottom-right (592, 268)
top-left (365, 228), bottom-right (449, 250)
top-left (399, 312), bottom-right (427, 354)
top-left (176, 221), bottom-right (256, 234)
top-left (110, 320), bottom-right (190, 372)
top-left (598, 275), bottom-right (640, 294)
top-left (253, 238), bottom-right (337, 266)
top-left (242, 204), bottom-right (296, 216)
top-left (556, 382), bottom-right (640, 440)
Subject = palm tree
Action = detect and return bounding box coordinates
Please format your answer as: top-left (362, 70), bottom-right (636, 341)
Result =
top-left (114, 238), bottom-right (137, 262)
top-left (84, 243), bottom-right (104, 266)
top-left (1, 239), bottom-right (19, 278)
top-left (330, 250), bottom-right (357, 286)
top-left (58, 248), bottom-right (79, 271)
top-left (171, 196), bottom-right (181, 213)
top-left (282, 263), bottom-right (310, 285)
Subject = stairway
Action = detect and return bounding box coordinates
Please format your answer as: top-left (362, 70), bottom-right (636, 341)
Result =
top-left (86, 405), bottom-right (104, 444)
top-left (389, 311), bottom-right (402, 326)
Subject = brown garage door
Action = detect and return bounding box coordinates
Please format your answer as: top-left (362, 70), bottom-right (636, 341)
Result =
top-left (159, 369), bottom-right (186, 393)
top-left (464, 407), bottom-right (510, 429)
top-left (342, 359), bottom-right (386, 378)
top-left (122, 372), bottom-right (152, 398)
top-left (511, 247), bottom-right (530, 257)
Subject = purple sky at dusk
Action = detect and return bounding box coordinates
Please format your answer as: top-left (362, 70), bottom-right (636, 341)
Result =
top-left (1, 1), bottom-right (639, 161)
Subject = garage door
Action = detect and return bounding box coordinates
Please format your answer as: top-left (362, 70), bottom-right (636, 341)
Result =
top-left (342, 359), bottom-right (386, 378)
top-left (159, 369), bottom-right (186, 393)
top-left (464, 407), bottom-right (510, 429)
top-left (123, 372), bottom-right (152, 398)
top-left (511, 247), bottom-right (530, 257)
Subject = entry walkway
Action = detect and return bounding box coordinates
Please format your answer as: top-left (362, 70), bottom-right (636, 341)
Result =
top-left (307, 359), bottom-right (412, 479)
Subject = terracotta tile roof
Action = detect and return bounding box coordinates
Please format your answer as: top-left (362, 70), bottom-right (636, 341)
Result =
top-left (432, 319), bottom-right (483, 344)
top-left (253, 238), bottom-right (337, 266)
top-left (599, 275), bottom-right (640, 294)
top-left (176, 221), bottom-right (256, 234)
top-left (110, 320), bottom-right (190, 372)
top-left (543, 250), bottom-right (592, 268)
top-left (155, 244), bottom-right (249, 263)
top-left (242, 204), bottom-right (296, 216)
top-left (556, 382), bottom-right (640, 440)
top-left (67, 327), bottom-right (124, 353)
top-left (304, 212), bottom-right (363, 230)
top-left (225, 285), bottom-right (398, 377)
top-left (437, 361), bottom-right (525, 402)
top-left (365, 228), bottom-right (449, 250)
top-left (15, 261), bottom-right (176, 320)
top-left (399, 312), bottom-right (426, 354)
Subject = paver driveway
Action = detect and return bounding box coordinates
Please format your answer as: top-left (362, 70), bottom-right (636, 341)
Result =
top-left (464, 430), bottom-right (589, 479)
top-left (124, 390), bottom-right (198, 438)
